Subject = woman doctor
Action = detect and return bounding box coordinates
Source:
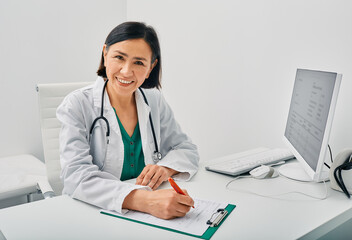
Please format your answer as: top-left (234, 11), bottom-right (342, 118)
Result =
top-left (56, 22), bottom-right (199, 219)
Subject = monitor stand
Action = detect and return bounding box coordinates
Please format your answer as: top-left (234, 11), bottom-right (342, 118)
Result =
top-left (279, 162), bottom-right (330, 182)
top-left (278, 162), bottom-right (312, 182)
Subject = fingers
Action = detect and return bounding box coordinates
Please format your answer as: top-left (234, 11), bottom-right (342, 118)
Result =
top-left (178, 192), bottom-right (194, 208)
top-left (142, 167), bottom-right (156, 186)
top-left (174, 204), bottom-right (192, 217)
top-left (148, 173), bottom-right (163, 190)
top-left (146, 189), bottom-right (194, 219)
top-left (136, 165), bottom-right (172, 190)
top-left (168, 193), bottom-right (194, 218)
top-left (182, 189), bottom-right (189, 196)
top-left (135, 168), bottom-right (146, 185)
top-left (136, 165), bottom-right (154, 186)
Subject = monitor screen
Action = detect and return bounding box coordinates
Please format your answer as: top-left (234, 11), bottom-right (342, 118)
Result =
top-left (282, 69), bottom-right (342, 182)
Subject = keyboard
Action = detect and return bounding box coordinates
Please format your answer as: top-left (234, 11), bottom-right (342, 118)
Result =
top-left (205, 148), bottom-right (295, 176)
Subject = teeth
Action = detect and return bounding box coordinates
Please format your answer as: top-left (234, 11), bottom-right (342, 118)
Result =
top-left (117, 78), bottom-right (132, 84)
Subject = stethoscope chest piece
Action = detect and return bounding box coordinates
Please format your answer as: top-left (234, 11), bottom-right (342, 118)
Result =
top-left (153, 152), bottom-right (162, 163)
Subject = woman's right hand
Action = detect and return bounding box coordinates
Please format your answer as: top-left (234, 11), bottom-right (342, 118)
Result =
top-left (123, 188), bottom-right (194, 220)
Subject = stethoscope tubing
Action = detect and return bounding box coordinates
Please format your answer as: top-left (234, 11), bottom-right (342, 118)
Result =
top-left (90, 79), bottom-right (110, 136)
top-left (138, 87), bottom-right (160, 155)
top-left (89, 79), bottom-right (162, 162)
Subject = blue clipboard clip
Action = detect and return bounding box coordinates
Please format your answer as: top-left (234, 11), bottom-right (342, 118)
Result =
top-left (206, 208), bottom-right (228, 227)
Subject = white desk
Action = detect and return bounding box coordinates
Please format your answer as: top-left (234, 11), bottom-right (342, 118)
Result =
top-left (0, 160), bottom-right (351, 240)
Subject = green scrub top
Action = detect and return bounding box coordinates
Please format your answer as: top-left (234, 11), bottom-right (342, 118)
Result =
top-left (113, 108), bottom-right (145, 181)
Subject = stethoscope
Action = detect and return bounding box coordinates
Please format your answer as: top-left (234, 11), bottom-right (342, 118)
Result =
top-left (89, 79), bottom-right (162, 163)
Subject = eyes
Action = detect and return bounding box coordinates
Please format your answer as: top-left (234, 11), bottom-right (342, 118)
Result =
top-left (114, 55), bottom-right (146, 67)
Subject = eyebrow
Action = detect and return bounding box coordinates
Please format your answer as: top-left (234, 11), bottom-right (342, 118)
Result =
top-left (113, 50), bottom-right (148, 62)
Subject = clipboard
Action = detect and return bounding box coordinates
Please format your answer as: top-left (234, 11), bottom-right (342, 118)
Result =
top-left (100, 203), bottom-right (235, 240)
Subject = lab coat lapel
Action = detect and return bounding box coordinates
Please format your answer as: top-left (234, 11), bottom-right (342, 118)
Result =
top-left (92, 77), bottom-right (104, 109)
top-left (135, 90), bottom-right (153, 164)
top-left (92, 77), bottom-right (120, 136)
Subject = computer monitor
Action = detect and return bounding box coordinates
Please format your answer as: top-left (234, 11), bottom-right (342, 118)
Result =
top-left (280, 69), bottom-right (342, 182)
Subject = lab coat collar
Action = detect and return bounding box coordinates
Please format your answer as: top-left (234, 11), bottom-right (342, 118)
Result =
top-left (93, 76), bottom-right (106, 109)
top-left (135, 89), bottom-right (152, 164)
top-left (135, 88), bottom-right (151, 117)
top-left (92, 77), bottom-right (151, 138)
top-left (92, 77), bottom-right (119, 135)
top-left (92, 77), bottom-right (151, 113)
top-left (135, 88), bottom-right (151, 140)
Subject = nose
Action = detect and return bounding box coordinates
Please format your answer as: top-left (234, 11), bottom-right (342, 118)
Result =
top-left (120, 62), bottom-right (133, 77)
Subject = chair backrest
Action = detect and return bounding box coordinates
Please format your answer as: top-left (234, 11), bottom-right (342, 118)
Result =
top-left (36, 82), bottom-right (93, 195)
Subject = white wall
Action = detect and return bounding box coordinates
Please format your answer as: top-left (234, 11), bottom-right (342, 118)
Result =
top-left (0, 0), bottom-right (127, 161)
top-left (0, 0), bottom-right (351, 163)
top-left (127, 0), bottom-right (352, 161)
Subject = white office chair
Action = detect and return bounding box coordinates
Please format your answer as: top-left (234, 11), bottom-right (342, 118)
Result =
top-left (36, 81), bottom-right (93, 196)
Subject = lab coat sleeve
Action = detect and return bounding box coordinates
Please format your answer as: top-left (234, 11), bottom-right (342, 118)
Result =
top-left (56, 92), bottom-right (150, 214)
top-left (156, 92), bottom-right (199, 181)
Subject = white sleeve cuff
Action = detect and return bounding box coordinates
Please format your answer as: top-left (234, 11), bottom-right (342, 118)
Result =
top-left (116, 184), bottom-right (152, 214)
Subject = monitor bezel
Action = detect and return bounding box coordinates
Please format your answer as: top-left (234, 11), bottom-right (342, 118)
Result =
top-left (283, 69), bottom-right (342, 182)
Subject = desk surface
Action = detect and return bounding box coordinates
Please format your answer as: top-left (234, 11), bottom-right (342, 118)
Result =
top-left (0, 160), bottom-right (351, 240)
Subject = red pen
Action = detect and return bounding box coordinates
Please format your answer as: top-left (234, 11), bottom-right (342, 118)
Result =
top-left (168, 177), bottom-right (194, 208)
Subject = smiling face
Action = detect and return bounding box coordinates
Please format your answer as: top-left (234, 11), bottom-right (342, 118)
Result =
top-left (103, 38), bottom-right (157, 98)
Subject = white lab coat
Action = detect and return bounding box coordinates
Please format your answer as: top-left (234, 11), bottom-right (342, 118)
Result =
top-left (56, 77), bottom-right (199, 213)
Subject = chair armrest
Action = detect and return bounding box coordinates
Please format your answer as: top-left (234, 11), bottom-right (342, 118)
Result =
top-left (36, 180), bottom-right (55, 199)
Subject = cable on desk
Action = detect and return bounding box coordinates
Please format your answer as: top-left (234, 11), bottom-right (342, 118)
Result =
top-left (226, 177), bottom-right (328, 200)
top-left (328, 144), bottom-right (333, 163)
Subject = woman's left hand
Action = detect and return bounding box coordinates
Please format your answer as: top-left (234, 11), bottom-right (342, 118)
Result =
top-left (136, 165), bottom-right (178, 190)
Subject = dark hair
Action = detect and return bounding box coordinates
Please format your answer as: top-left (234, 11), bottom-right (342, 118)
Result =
top-left (97, 22), bottom-right (162, 89)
